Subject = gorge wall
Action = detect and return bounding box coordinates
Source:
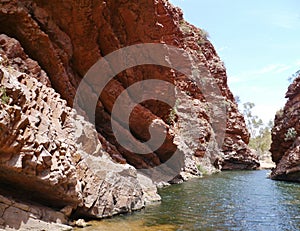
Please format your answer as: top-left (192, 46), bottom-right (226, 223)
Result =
top-left (270, 74), bottom-right (300, 182)
top-left (0, 0), bottom-right (259, 228)
top-left (0, 34), bottom-right (151, 229)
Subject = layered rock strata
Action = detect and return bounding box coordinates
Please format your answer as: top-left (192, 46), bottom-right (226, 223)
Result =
top-left (0, 193), bottom-right (71, 231)
top-left (0, 44), bottom-right (154, 228)
top-left (0, 0), bottom-right (260, 227)
top-left (0, 0), bottom-right (259, 173)
top-left (270, 74), bottom-right (300, 182)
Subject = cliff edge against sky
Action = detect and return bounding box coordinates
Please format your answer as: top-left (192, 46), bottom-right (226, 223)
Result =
top-left (270, 73), bottom-right (300, 182)
top-left (0, 0), bottom-right (259, 229)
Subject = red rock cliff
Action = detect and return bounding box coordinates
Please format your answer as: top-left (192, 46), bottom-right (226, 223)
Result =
top-left (0, 34), bottom-right (150, 229)
top-left (270, 74), bottom-right (300, 182)
top-left (0, 0), bottom-right (259, 228)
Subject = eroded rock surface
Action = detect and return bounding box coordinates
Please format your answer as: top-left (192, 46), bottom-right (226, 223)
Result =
top-left (270, 74), bottom-right (300, 182)
top-left (0, 193), bottom-right (71, 231)
top-left (0, 48), bottom-right (148, 228)
top-left (0, 0), bottom-right (259, 173)
top-left (0, 0), bottom-right (259, 228)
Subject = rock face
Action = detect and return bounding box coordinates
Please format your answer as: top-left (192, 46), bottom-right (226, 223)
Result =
top-left (0, 193), bottom-right (71, 231)
top-left (0, 0), bottom-right (259, 228)
top-left (0, 0), bottom-right (259, 172)
top-left (270, 74), bottom-right (300, 182)
top-left (0, 35), bottom-right (148, 229)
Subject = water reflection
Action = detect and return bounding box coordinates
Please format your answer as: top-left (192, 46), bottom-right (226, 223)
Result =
top-left (78, 170), bottom-right (300, 231)
top-left (229, 171), bottom-right (299, 230)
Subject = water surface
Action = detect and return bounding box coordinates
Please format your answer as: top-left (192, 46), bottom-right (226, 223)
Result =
top-left (81, 170), bottom-right (300, 231)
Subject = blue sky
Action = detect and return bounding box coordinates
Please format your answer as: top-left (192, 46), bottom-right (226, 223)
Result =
top-left (169, 0), bottom-right (300, 123)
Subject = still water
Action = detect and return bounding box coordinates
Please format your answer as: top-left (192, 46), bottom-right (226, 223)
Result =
top-left (81, 170), bottom-right (300, 231)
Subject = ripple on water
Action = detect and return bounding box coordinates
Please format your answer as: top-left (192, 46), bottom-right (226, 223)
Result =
top-left (78, 170), bottom-right (300, 231)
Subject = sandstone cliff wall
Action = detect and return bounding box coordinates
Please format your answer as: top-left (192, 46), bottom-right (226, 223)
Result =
top-left (270, 74), bottom-right (300, 182)
top-left (0, 0), bottom-right (259, 228)
top-left (0, 35), bottom-right (157, 229)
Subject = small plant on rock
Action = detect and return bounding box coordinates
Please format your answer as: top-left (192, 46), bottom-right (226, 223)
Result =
top-left (275, 108), bottom-right (284, 118)
top-left (200, 29), bottom-right (210, 40)
top-left (167, 107), bottom-right (176, 125)
top-left (179, 21), bottom-right (191, 34)
top-left (284, 127), bottom-right (297, 141)
top-left (197, 164), bottom-right (208, 175)
top-left (0, 87), bottom-right (10, 104)
top-left (166, 99), bottom-right (179, 125)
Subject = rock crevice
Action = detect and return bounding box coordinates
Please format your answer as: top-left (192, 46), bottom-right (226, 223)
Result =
top-left (0, 36), bottom-right (148, 228)
top-left (270, 74), bottom-right (300, 182)
top-left (0, 0), bottom-right (259, 228)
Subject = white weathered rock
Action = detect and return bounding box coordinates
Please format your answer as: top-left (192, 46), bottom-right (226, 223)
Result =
top-left (0, 194), bottom-right (71, 231)
top-left (0, 39), bottom-right (159, 226)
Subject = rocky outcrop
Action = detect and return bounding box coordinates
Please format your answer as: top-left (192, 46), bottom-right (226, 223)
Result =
top-left (0, 193), bottom-right (71, 231)
top-left (270, 74), bottom-right (300, 182)
top-left (0, 38), bottom-right (154, 228)
top-left (0, 0), bottom-right (259, 174)
top-left (0, 0), bottom-right (259, 228)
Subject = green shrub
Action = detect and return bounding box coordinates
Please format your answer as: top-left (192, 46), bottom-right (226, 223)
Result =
top-left (284, 127), bottom-right (297, 141)
top-left (0, 87), bottom-right (10, 104)
top-left (179, 21), bottom-right (191, 34)
top-left (166, 100), bottom-right (179, 125)
top-left (200, 29), bottom-right (210, 40)
top-left (197, 164), bottom-right (208, 175)
top-left (168, 107), bottom-right (176, 124)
